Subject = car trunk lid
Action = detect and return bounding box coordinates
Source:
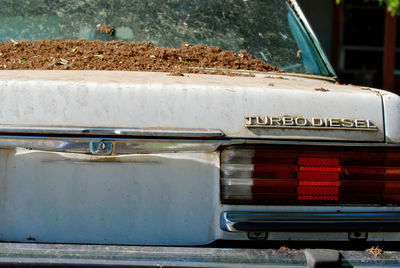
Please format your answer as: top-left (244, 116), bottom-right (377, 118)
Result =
top-left (0, 70), bottom-right (384, 141)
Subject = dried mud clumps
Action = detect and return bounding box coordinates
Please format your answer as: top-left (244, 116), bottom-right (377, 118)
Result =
top-left (0, 40), bottom-right (283, 75)
top-left (96, 25), bottom-right (115, 35)
top-left (365, 246), bottom-right (383, 257)
top-left (315, 87), bottom-right (329, 92)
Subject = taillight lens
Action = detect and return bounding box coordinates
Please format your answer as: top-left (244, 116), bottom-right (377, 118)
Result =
top-left (221, 145), bottom-right (400, 205)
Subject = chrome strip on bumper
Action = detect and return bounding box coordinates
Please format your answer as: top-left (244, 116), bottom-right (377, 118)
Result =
top-left (0, 136), bottom-right (225, 154)
top-left (221, 211), bottom-right (400, 232)
top-left (0, 126), bottom-right (225, 138)
top-left (0, 135), bottom-right (397, 155)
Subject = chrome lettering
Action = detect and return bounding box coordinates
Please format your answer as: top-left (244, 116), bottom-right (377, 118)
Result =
top-left (312, 117), bottom-right (324, 127)
top-left (245, 116), bottom-right (255, 126)
top-left (329, 118), bottom-right (341, 127)
top-left (256, 116), bottom-right (268, 125)
top-left (355, 119), bottom-right (367, 128)
top-left (341, 118), bottom-right (354, 128)
top-left (270, 117), bottom-right (281, 126)
top-left (367, 120), bottom-right (377, 129)
top-left (295, 117), bottom-right (307, 126)
top-left (282, 117), bottom-right (295, 126)
top-left (245, 116), bottom-right (378, 131)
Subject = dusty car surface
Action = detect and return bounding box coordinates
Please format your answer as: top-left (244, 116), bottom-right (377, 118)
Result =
top-left (0, 0), bottom-right (400, 267)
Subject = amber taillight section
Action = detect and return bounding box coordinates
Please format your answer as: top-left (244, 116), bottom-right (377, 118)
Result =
top-left (221, 145), bottom-right (400, 205)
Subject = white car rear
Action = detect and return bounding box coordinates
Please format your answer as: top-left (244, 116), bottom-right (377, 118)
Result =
top-left (0, 0), bottom-right (399, 247)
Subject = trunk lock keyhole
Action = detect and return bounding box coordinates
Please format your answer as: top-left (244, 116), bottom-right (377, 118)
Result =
top-left (90, 141), bottom-right (113, 155)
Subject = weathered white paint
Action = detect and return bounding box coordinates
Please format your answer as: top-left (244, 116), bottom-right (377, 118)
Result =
top-left (4, 146), bottom-right (399, 244)
top-left (0, 148), bottom-right (220, 245)
top-left (0, 70), bottom-right (384, 141)
top-left (0, 70), bottom-right (398, 245)
top-left (381, 90), bottom-right (400, 143)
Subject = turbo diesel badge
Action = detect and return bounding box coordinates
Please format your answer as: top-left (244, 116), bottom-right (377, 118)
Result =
top-left (245, 116), bottom-right (378, 131)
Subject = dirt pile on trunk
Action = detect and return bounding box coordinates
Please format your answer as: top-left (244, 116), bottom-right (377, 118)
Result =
top-left (0, 40), bottom-right (282, 75)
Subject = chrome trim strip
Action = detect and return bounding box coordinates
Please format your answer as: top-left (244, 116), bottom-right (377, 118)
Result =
top-left (221, 211), bottom-right (400, 232)
top-left (0, 136), bottom-right (224, 154)
top-left (0, 126), bottom-right (225, 138)
top-left (242, 140), bottom-right (400, 147)
top-left (0, 135), bottom-right (397, 155)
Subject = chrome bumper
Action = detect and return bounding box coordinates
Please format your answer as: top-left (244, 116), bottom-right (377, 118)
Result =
top-left (221, 211), bottom-right (400, 232)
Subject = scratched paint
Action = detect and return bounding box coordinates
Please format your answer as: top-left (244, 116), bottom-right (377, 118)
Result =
top-left (0, 70), bottom-right (385, 141)
top-left (0, 149), bottom-right (220, 245)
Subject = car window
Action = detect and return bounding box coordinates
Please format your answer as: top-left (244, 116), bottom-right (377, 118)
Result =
top-left (0, 0), bottom-right (332, 76)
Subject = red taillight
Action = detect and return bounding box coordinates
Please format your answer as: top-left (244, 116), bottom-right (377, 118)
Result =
top-left (297, 157), bottom-right (340, 201)
top-left (221, 145), bottom-right (400, 205)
